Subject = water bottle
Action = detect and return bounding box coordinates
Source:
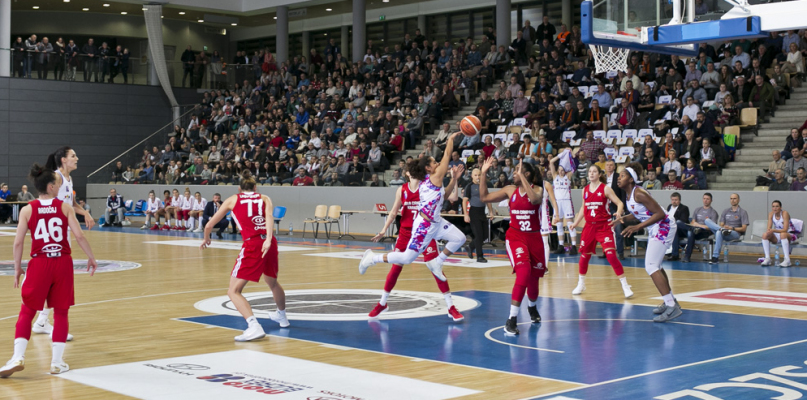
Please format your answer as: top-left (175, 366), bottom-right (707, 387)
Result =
top-left (775, 248), bottom-right (780, 264)
top-left (723, 248), bottom-right (728, 263)
top-left (702, 245), bottom-right (708, 260)
top-left (796, 260), bottom-right (801, 266)
top-left (289, 223), bottom-right (293, 236)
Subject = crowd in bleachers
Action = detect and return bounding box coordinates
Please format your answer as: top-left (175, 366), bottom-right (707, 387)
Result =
top-left (105, 18), bottom-right (807, 190)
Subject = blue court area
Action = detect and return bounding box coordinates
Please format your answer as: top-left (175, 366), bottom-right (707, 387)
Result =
top-left (181, 290), bottom-right (807, 399)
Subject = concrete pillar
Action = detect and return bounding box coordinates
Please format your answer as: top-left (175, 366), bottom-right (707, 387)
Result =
top-left (496, 0), bottom-right (511, 48)
top-left (0, 0), bottom-right (10, 78)
top-left (418, 15), bottom-right (426, 35)
top-left (352, 0), bottom-right (366, 63)
top-left (341, 25), bottom-right (350, 61)
top-left (302, 31), bottom-right (310, 61)
top-left (562, 0), bottom-right (572, 31)
top-left (276, 6), bottom-right (289, 66)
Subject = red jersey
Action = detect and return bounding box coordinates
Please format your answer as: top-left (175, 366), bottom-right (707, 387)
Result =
top-left (509, 186), bottom-right (541, 233)
top-left (400, 183), bottom-right (421, 229)
top-left (27, 198), bottom-right (71, 258)
top-left (583, 183), bottom-right (611, 224)
top-left (231, 192), bottom-right (268, 242)
top-left (163, 197), bottom-right (172, 207)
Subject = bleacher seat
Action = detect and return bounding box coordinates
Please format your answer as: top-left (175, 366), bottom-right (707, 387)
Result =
top-left (606, 129), bottom-right (622, 139)
top-left (604, 147), bottom-right (617, 160)
top-left (593, 130), bottom-right (606, 140)
top-left (637, 129), bottom-right (653, 139)
top-left (657, 95), bottom-right (672, 104)
top-left (511, 118), bottom-right (527, 126)
top-left (561, 131), bottom-right (576, 143)
top-left (619, 146), bottom-right (635, 157)
top-left (623, 129), bottom-right (639, 141)
top-left (578, 86), bottom-right (589, 97)
top-left (494, 133), bottom-right (507, 144)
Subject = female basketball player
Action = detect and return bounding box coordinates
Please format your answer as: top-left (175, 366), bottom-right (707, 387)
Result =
top-left (616, 163), bottom-right (681, 322)
top-left (367, 163), bottom-right (466, 321)
top-left (177, 189), bottom-right (193, 231)
top-left (165, 189), bottom-right (181, 230)
top-left (155, 190), bottom-right (172, 230)
top-left (479, 157), bottom-right (545, 335)
top-left (32, 146), bottom-right (94, 339)
top-left (0, 164), bottom-right (98, 377)
top-left (569, 165), bottom-right (632, 298)
top-left (142, 190), bottom-right (164, 230)
top-left (200, 171), bottom-right (288, 342)
top-left (359, 132), bottom-right (467, 282)
top-left (189, 192), bottom-right (208, 233)
top-left (761, 200), bottom-right (794, 267)
top-left (549, 150), bottom-right (578, 255)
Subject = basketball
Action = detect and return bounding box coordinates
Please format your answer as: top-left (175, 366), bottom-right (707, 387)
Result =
top-left (460, 115), bottom-right (482, 137)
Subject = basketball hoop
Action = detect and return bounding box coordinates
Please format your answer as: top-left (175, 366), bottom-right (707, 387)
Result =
top-left (589, 44), bottom-right (631, 74)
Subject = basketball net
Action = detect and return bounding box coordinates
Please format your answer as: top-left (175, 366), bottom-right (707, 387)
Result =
top-left (589, 45), bottom-right (631, 74)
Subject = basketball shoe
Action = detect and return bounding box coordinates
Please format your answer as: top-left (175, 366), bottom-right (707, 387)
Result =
top-left (572, 281), bottom-right (586, 295)
top-left (0, 358), bottom-right (24, 377)
top-left (622, 282), bottom-right (634, 299)
top-left (504, 317), bottom-right (519, 335)
top-left (368, 303), bottom-right (388, 319)
top-left (527, 306), bottom-right (541, 323)
top-left (425, 259), bottom-right (446, 282)
top-left (234, 324), bottom-right (266, 342)
top-left (50, 362), bottom-right (69, 375)
top-left (358, 249), bottom-right (376, 275)
top-left (447, 306), bottom-right (464, 322)
top-left (269, 311), bottom-right (290, 328)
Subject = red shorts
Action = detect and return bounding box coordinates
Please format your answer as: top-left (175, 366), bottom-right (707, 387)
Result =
top-left (396, 228), bottom-right (439, 262)
top-left (231, 236), bottom-right (279, 282)
top-left (580, 223), bottom-right (616, 254)
top-left (505, 229), bottom-right (546, 278)
top-left (177, 209), bottom-right (191, 220)
top-left (21, 256), bottom-right (75, 311)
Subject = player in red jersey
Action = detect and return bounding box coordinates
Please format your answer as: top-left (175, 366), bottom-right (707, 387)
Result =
top-left (479, 157), bottom-right (545, 336)
top-left (0, 164), bottom-right (97, 378)
top-left (201, 171), bottom-right (288, 342)
top-left (367, 163), bottom-right (466, 321)
top-left (569, 165), bottom-right (632, 298)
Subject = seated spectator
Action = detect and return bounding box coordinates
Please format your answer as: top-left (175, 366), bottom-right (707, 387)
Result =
top-left (791, 167), bottom-right (807, 191)
top-left (642, 170), bottom-right (663, 190)
top-left (786, 148), bottom-right (807, 178)
top-left (609, 98), bottom-right (636, 130)
top-left (102, 188), bottom-right (125, 227)
top-left (292, 167), bottom-right (313, 186)
top-left (682, 96), bottom-right (700, 121)
top-left (748, 74), bottom-right (775, 118)
top-left (769, 168), bottom-right (790, 191)
top-left (663, 171), bottom-right (683, 190)
top-left (663, 149), bottom-right (683, 178)
top-left (17, 185), bottom-right (35, 203)
top-left (715, 95), bottom-right (739, 128)
top-left (699, 139), bottom-right (717, 170)
top-left (706, 193), bottom-right (749, 264)
top-left (389, 170), bottom-right (405, 186)
top-left (681, 158), bottom-right (700, 189)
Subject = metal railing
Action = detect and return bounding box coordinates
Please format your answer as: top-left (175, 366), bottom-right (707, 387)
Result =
top-left (87, 104), bottom-right (199, 184)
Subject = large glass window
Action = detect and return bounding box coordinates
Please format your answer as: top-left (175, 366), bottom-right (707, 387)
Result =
top-left (289, 33), bottom-right (303, 58)
top-left (451, 12), bottom-right (470, 42)
top-left (428, 14), bottom-right (448, 43)
top-left (387, 20), bottom-right (405, 48)
top-left (472, 9), bottom-right (494, 42)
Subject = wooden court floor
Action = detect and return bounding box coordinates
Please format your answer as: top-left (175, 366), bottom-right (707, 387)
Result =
top-left (1, 228), bottom-right (806, 399)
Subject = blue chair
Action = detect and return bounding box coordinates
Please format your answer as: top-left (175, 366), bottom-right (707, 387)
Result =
top-left (273, 206), bottom-right (286, 235)
top-left (124, 199), bottom-right (147, 217)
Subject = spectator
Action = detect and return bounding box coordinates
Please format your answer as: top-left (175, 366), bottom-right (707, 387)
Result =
top-left (681, 158), bottom-right (700, 189)
top-left (682, 96), bottom-right (700, 121)
top-left (0, 183), bottom-right (10, 223)
top-left (369, 174), bottom-right (387, 187)
top-left (791, 167), bottom-right (807, 191)
top-left (663, 149), bottom-right (682, 177)
top-left (699, 139), bottom-right (716, 171)
top-left (536, 15), bottom-right (556, 43)
top-left (642, 170), bottom-right (662, 190)
top-left (82, 38), bottom-right (98, 82)
top-left (706, 193), bottom-right (749, 264)
top-left (732, 45), bottom-right (750, 69)
top-left (610, 98), bottom-right (636, 129)
top-left (679, 193), bottom-right (720, 262)
top-left (748, 74), bottom-right (775, 118)
top-left (666, 192), bottom-right (690, 260)
top-left (785, 148), bottom-right (807, 178)
top-left (102, 188), bottom-right (125, 227)
top-left (769, 168), bottom-right (790, 191)
top-left (389, 170), bottom-right (406, 186)
top-left (292, 167), bottom-right (314, 186)
top-left (663, 171), bottom-right (683, 190)
top-left (590, 84), bottom-right (612, 109)
top-left (35, 37), bottom-right (53, 79)
top-left (580, 130), bottom-right (610, 162)
top-left (694, 111), bottom-right (718, 144)
top-left (642, 147), bottom-right (663, 177)
top-left (17, 185), bottom-right (35, 203)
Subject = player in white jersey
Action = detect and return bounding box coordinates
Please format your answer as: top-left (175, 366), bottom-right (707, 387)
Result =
top-left (359, 132), bottom-right (467, 281)
top-left (142, 190), bottom-right (164, 230)
top-left (189, 192), bottom-right (208, 233)
top-left (32, 146), bottom-right (94, 340)
top-left (165, 189), bottom-right (182, 229)
top-left (616, 163), bottom-right (681, 323)
top-left (761, 200), bottom-right (795, 267)
top-left (539, 180), bottom-right (559, 266)
top-left (177, 189), bottom-right (193, 231)
top-left (549, 150), bottom-right (578, 255)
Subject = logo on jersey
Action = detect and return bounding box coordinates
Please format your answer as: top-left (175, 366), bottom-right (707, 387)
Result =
top-left (41, 244), bottom-right (63, 253)
top-left (515, 247), bottom-right (525, 255)
top-left (580, 240), bottom-right (586, 247)
top-left (533, 262), bottom-right (543, 270)
top-left (603, 236), bottom-right (611, 243)
top-left (424, 247), bottom-right (436, 255)
top-left (251, 216), bottom-right (266, 226)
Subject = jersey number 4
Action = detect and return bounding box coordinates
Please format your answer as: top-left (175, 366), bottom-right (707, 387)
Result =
top-left (239, 199), bottom-right (264, 217)
top-left (34, 218), bottom-right (64, 243)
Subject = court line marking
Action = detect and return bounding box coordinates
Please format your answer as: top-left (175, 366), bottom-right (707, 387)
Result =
top-left (174, 316), bottom-right (585, 387)
top-left (525, 337), bottom-right (807, 400)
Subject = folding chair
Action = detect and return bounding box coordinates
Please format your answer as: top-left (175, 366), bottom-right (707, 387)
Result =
top-left (302, 205), bottom-right (328, 238)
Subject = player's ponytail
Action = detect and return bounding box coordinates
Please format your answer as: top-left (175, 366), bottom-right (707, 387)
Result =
top-left (408, 158), bottom-right (428, 181)
top-left (45, 146), bottom-right (72, 171)
top-left (240, 170), bottom-right (257, 191)
top-left (625, 162), bottom-right (644, 185)
top-left (520, 162), bottom-right (543, 188)
top-left (29, 163), bottom-right (57, 194)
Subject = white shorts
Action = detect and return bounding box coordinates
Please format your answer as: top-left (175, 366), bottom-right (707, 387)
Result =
top-left (774, 232), bottom-right (797, 242)
top-left (408, 216), bottom-right (459, 253)
top-left (648, 217), bottom-right (677, 248)
top-left (556, 199), bottom-right (575, 220)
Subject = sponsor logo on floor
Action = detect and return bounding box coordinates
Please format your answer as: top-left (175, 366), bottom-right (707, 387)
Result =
top-left (194, 289), bottom-right (480, 321)
top-left (661, 288), bottom-right (807, 312)
top-left (57, 349), bottom-right (480, 400)
top-left (305, 251), bottom-right (511, 268)
top-left (144, 239), bottom-right (315, 252)
top-left (0, 260), bottom-right (140, 276)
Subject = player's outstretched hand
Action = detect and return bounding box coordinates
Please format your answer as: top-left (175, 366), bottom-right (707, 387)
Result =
top-left (449, 132), bottom-right (463, 142)
top-left (13, 267), bottom-right (23, 289)
top-left (86, 258), bottom-right (98, 276)
top-left (85, 215), bottom-right (96, 230)
top-left (622, 224), bottom-right (640, 237)
top-left (451, 164), bottom-right (465, 180)
top-left (480, 156), bottom-right (496, 173)
top-left (200, 237), bottom-right (212, 250)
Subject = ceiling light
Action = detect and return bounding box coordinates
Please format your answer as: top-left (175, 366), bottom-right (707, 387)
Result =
top-left (63, 0), bottom-right (69, 2)
top-left (273, 16), bottom-right (277, 19)
top-left (197, 19), bottom-right (204, 22)
top-left (178, 11), bottom-right (185, 15)
top-left (142, 7), bottom-right (147, 11)
top-left (326, 8), bottom-right (332, 11)
top-left (121, 11), bottom-right (127, 14)
top-left (383, 0), bottom-right (389, 2)
top-left (324, 33), bottom-right (328, 36)
top-left (161, 16), bottom-right (164, 18)
top-left (231, 23), bottom-right (237, 26)
top-left (103, 4), bottom-right (110, 7)
top-left (82, 7), bottom-right (89, 11)
top-left (32, 6), bottom-right (39, 9)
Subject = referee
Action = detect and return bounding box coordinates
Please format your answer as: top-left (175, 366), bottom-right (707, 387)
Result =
top-left (463, 167), bottom-right (496, 263)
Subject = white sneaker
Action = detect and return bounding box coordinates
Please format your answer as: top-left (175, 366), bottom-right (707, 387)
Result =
top-left (425, 259), bottom-right (447, 282)
top-left (761, 258), bottom-right (772, 266)
top-left (622, 284), bottom-right (634, 299)
top-left (193, 227), bottom-right (203, 233)
top-left (234, 324), bottom-right (266, 342)
top-left (32, 321), bottom-right (53, 334)
top-left (50, 362), bottom-right (69, 375)
top-left (49, 332), bottom-right (74, 342)
top-left (572, 282), bottom-right (586, 295)
top-left (0, 358), bottom-right (24, 378)
top-left (779, 259), bottom-right (792, 268)
top-left (140, 225), bottom-right (148, 230)
top-left (358, 249), bottom-right (375, 275)
top-left (269, 311), bottom-right (290, 328)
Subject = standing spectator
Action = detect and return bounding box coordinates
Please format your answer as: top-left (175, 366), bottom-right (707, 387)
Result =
top-left (706, 193), bottom-right (749, 264)
top-left (82, 38), bottom-right (98, 82)
top-left (195, 50), bottom-right (209, 88)
top-left (35, 37), bottom-right (53, 79)
top-left (98, 42), bottom-right (111, 83)
top-left (13, 37), bottom-right (26, 78)
top-left (181, 45), bottom-right (195, 88)
top-left (102, 188), bottom-right (125, 227)
top-left (0, 183), bottom-right (11, 223)
top-left (52, 37), bottom-right (65, 81)
top-left (17, 185), bottom-right (35, 203)
top-left (463, 168), bottom-right (495, 263)
top-left (536, 15), bottom-right (556, 43)
top-left (24, 34), bottom-right (37, 78)
top-left (65, 39), bottom-right (79, 81)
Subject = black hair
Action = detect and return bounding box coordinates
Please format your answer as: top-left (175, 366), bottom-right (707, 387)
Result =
top-left (589, 164), bottom-right (606, 183)
top-left (772, 200), bottom-right (782, 207)
top-left (45, 146), bottom-right (73, 171)
top-left (29, 163), bottom-right (57, 194)
top-left (671, 192), bottom-right (681, 200)
top-left (163, 190), bottom-right (170, 195)
top-left (240, 170), bottom-right (257, 191)
top-left (703, 192), bottom-right (713, 200)
top-left (408, 157), bottom-right (431, 181)
top-left (519, 162), bottom-right (543, 187)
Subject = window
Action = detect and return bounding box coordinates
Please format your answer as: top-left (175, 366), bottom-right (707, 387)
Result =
top-left (428, 14), bottom-right (448, 44)
top-left (451, 12), bottom-right (470, 42)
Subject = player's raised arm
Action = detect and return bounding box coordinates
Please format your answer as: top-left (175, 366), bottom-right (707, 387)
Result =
top-left (479, 157), bottom-right (511, 203)
top-left (430, 132), bottom-right (463, 186)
